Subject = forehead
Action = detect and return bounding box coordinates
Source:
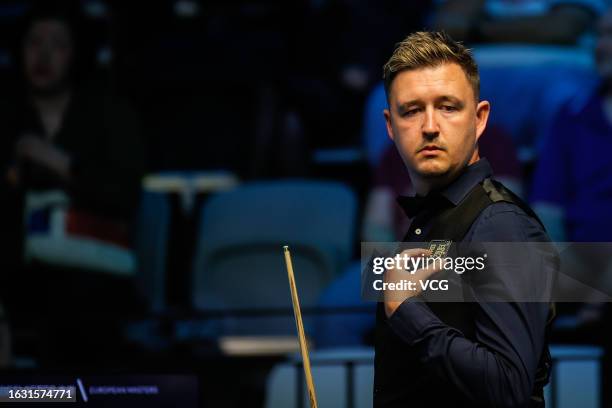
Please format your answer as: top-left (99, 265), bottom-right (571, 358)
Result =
top-left (389, 63), bottom-right (474, 103)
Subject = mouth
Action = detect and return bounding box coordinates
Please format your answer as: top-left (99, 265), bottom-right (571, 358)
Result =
top-left (418, 145), bottom-right (444, 155)
top-left (32, 64), bottom-right (52, 79)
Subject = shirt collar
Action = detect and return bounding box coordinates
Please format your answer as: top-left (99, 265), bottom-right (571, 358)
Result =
top-left (439, 158), bottom-right (493, 206)
top-left (397, 158), bottom-right (493, 217)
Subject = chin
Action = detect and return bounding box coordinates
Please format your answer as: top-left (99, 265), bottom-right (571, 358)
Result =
top-left (415, 159), bottom-right (449, 177)
top-left (29, 79), bottom-right (65, 96)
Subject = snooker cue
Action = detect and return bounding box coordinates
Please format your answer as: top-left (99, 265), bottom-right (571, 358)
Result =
top-left (283, 245), bottom-right (319, 408)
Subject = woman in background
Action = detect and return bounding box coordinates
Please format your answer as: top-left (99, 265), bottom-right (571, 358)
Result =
top-left (0, 3), bottom-right (145, 368)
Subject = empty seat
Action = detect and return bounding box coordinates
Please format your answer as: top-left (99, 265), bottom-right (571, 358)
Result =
top-left (134, 190), bottom-right (171, 312)
top-left (265, 347), bottom-right (374, 408)
top-left (192, 180), bottom-right (357, 335)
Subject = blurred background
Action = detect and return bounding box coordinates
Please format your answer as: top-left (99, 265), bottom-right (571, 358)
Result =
top-left (0, 0), bottom-right (610, 406)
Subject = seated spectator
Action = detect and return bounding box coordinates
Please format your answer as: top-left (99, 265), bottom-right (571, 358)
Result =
top-left (530, 9), bottom-right (612, 329)
top-left (531, 8), bottom-right (612, 242)
top-left (434, 0), bottom-right (606, 45)
top-left (0, 4), bottom-right (145, 367)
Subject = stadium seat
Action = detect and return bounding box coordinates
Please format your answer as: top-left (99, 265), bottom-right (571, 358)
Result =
top-left (192, 180), bottom-right (357, 335)
top-left (134, 190), bottom-right (171, 313)
top-left (545, 345), bottom-right (603, 408)
top-left (265, 347), bottom-right (374, 408)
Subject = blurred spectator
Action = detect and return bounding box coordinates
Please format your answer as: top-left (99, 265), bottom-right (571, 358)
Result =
top-left (531, 8), bottom-right (612, 242)
top-left (530, 9), bottom-right (612, 336)
top-left (434, 0), bottom-right (606, 45)
top-left (0, 3), bottom-right (145, 366)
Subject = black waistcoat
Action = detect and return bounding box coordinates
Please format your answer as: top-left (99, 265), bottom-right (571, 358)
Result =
top-left (373, 178), bottom-right (552, 408)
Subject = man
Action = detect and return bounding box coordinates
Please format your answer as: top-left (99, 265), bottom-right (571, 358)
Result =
top-left (375, 32), bottom-right (554, 407)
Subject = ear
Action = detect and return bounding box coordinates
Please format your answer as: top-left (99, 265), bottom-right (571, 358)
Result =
top-left (383, 108), bottom-right (395, 142)
top-left (475, 100), bottom-right (490, 143)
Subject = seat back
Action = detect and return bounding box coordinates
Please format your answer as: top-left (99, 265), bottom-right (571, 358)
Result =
top-left (192, 181), bottom-right (357, 334)
top-left (134, 190), bottom-right (171, 312)
top-left (265, 347), bottom-right (375, 408)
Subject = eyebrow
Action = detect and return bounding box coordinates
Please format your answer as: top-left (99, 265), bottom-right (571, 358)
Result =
top-left (437, 95), bottom-right (463, 106)
top-left (397, 100), bottom-right (421, 110)
top-left (396, 95), bottom-right (464, 110)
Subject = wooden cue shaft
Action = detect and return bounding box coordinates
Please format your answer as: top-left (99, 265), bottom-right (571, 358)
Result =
top-left (283, 246), bottom-right (319, 408)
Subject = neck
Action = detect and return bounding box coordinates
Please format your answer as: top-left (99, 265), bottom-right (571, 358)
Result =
top-left (413, 176), bottom-right (449, 196)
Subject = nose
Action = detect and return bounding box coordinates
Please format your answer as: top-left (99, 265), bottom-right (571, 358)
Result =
top-left (422, 107), bottom-right (439, 139)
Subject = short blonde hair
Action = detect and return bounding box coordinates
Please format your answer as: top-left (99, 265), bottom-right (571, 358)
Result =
top-left (383, 31), bottom-right (479, 101)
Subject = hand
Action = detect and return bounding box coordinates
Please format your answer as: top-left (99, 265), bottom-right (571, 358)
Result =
top-left (15, 135), bottom-right (71, 180)
top-left (383, 248), bottom-right (442, 318)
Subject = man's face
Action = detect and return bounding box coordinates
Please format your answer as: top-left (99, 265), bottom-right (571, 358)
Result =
top-left (23, 19), bottom-right (74, 94)
top-left (384, 63), bottom-right (489, 189)
top-left (596, 11), bottom-right (612, 81)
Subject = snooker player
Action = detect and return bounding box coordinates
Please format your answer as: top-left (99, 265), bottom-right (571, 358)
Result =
top-left (374, 32), bottom-right (554, 407)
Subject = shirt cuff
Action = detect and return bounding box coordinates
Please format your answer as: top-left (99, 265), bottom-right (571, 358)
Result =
top-left (387, 298), bottom-right (440, 345)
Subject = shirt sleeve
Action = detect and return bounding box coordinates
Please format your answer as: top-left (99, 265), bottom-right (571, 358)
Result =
top-left (387, 205), bottom-right (553, 407)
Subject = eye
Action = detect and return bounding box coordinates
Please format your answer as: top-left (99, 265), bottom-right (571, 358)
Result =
top-left (440, 105), bottom-right (458, 112)
top-left (402, 108), bottom-right (421, 117)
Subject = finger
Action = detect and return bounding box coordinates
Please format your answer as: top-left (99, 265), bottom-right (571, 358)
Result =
top-left (412, 257), bottom-right (446, 280)
top-left (382, 267), bottom-right (416, 302)
top-left (383, 249), bottom-right (435, 284)
top-left (400, 248), bottom-right (432, 258)
top-left (412, 263), bottom-right (442, 282)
